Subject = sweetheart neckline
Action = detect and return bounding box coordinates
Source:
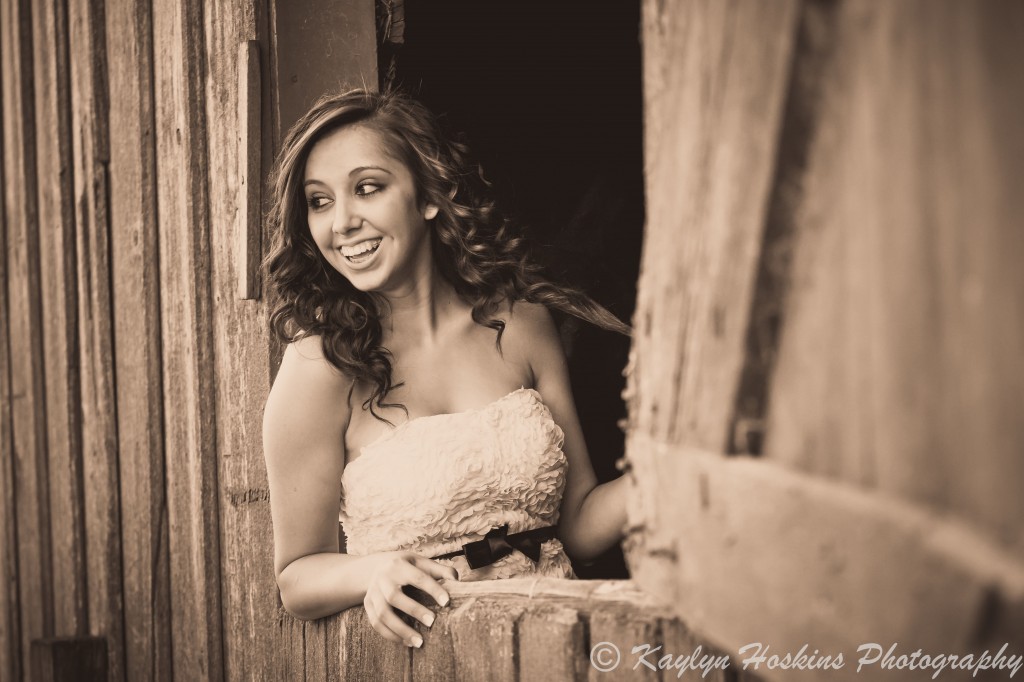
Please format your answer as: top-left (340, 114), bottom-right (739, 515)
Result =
top-left (348, 386), bottom-right (540, 462)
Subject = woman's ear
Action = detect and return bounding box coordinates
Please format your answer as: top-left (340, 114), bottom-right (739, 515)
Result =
top-left (424, 204), bottom-right (439, 220)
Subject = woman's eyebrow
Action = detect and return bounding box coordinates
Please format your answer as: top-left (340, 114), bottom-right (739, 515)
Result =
top-left (349, 165), bottom-right (393, 177)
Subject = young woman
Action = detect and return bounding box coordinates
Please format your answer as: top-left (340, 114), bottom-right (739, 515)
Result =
top-left (262, 89), bottom-right (629, 648)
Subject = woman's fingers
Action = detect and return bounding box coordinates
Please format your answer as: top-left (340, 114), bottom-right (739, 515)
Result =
top-left (369, 591), bottom-right (423, 647)
top-left (408, 558), bottom-right (458, 605)
top-left (420, 558), bottom-right (460, 583)
top-left (365, 593), bottom-right (421, 646)
top-left (387, 588), bottom-right (437, 629)
top-left (363, 598), bottom-right (407, 646)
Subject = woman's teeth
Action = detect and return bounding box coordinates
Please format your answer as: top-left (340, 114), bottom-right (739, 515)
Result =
top-left (341, 238), bottom-right (382, 262)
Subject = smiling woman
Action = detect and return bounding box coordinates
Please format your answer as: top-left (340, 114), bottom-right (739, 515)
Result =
top-left (261, 89), bottom-right (632, 647)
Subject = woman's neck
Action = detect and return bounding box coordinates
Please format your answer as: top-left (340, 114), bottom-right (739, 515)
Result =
top-left (379, 268), bottom-right (461, 345)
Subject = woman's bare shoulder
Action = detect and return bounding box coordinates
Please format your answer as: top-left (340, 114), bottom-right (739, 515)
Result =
top-left (498, 301), bottom-right (565, 381)
top-left (501, 300), bottom-right (559, 342)
top-left (265, 335), bottom-right (353, 441)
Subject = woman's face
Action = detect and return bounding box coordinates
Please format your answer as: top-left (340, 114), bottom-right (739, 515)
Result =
top-left (302, 124), bottom-right (438, 296)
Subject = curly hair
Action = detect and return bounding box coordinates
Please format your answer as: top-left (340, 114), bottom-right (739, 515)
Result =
top-left (264, 88), bottom-right (630, 421)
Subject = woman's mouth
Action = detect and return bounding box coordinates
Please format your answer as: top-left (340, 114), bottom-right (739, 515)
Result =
top-left (340, 238), bottom-right (382, 264)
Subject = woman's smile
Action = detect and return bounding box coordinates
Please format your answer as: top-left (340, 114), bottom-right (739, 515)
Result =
top-left (340, 237), bottom-right (384, 264)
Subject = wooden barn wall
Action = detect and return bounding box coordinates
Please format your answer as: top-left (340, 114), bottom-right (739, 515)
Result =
top-left (627, 0), bottom-right (1024, 678)
top-left (0, 0), bottom-right (378, 679)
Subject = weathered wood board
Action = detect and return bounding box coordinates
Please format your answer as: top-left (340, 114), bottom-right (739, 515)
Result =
top-left (153, 0), bottom-right (224, 678)
top-left (105, 0), bottom-right (174, 678)
top-left (2, 1), bottom-right (55, 679)
top-left (31, 0), bottom-right (88, 639)
top-left (68, 0), bottom-right (126, 679)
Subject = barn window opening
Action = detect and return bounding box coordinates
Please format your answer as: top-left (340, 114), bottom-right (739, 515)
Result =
top-left (380, 0), bottom-right (645, 579)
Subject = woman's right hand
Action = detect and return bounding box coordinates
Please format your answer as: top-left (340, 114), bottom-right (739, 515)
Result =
top-left (363, 551), bottom-right (459, 647)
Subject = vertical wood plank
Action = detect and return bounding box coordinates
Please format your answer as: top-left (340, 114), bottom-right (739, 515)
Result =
top-left (518, 605), bottom-right (585, 682)
top-left (0, 65), bottom-right (23, 682)
top-left (628, 0), bottom-right (801, 453)
top-left (31, 0), bottom-right (88, 639)
top-left (105, 0), bottom-right (172, 675)
top-left (67, 0), bottom-right (126, 680)
top-left (200, 0), bottom-right (280, 679)
top-left (1, 2), bottom-right (55, 680)
top-left (448, 598), bottom-right (523, 681)
top-left (236, 39), bottom-right (260, 301)
top-left (626, 0), bottom-right (802, 606)
top-left (105, 0), bottom-right (173, 678)
top-left (152, 0), bottom-right (224, 677)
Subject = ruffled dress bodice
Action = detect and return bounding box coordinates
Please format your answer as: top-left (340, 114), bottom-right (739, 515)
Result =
top-left (339, 388), bottom-right (575, 581)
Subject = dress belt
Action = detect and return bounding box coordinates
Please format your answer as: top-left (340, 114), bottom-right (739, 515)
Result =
top-left (431, 523), bottom-right (558, 570)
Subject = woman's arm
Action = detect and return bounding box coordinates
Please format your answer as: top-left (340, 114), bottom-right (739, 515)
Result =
top-left (504, 304), bottom-right (628, 562)
top-left (263, 337), bottom-right (455, 643)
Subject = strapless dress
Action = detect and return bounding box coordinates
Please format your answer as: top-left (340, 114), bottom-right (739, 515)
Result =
top-left (339, 387), bottom-right (576, 581)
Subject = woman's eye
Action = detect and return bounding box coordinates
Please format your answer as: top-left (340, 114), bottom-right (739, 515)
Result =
top-left (355, 182), bottom-right (382, 196)
top-left (307, 195), bottom-right (331, 210)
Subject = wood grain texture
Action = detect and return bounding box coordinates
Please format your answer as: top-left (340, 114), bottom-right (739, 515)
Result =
top-left (627, 436), bottom-right (1024, 682)
top-left (0, 49), bottom-right (23, 682)
top-left (303, 619), bottom-right (328, 681)
top-left (152, 0), bottom-right (224, 678)
top-left (274, 610), bottom-right (305, 680)
top-left (1, 1), bottom-right (55, 679)
top-left (762, 0), bottom-right (1024, 557)
top-left (105, 0), bottom-right (173, 679)
top-left (337, 607), bottom-right (411, 680)
top-left (448, 597), bottom-right (524, 681)
top-left (517, 605), bottom-right (585, 682)
top-left (31, 0), bottom-right (88, 639)
top-left (200, 0), bottom-right (279, 679)
top-left (627, 0), bottom-right (800, 452)
top-left (68, 1), bottom-right (126, 680)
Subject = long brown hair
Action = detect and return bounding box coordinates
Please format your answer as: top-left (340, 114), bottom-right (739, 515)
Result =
top-left (264, 88), bottom-right (629, 420)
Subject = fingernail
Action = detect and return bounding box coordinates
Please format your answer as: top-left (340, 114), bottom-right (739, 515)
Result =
top-left (410, 635), bottom-right (423, 648)
top-left (424, 613), bottom-right (435, 627)
top-left (439, 594), bottom-right (450, 607)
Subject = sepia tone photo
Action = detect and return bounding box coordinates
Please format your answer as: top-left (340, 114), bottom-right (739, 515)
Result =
top-left (1, 0), bottom-right (1022, 680)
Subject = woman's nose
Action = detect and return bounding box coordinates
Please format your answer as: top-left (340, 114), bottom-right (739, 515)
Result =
top-left (332, 201), bottom-right (362, 234)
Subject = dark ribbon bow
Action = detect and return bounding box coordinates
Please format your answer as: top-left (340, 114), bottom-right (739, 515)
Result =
top-left (434, 524), bottom-right (556, 569)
